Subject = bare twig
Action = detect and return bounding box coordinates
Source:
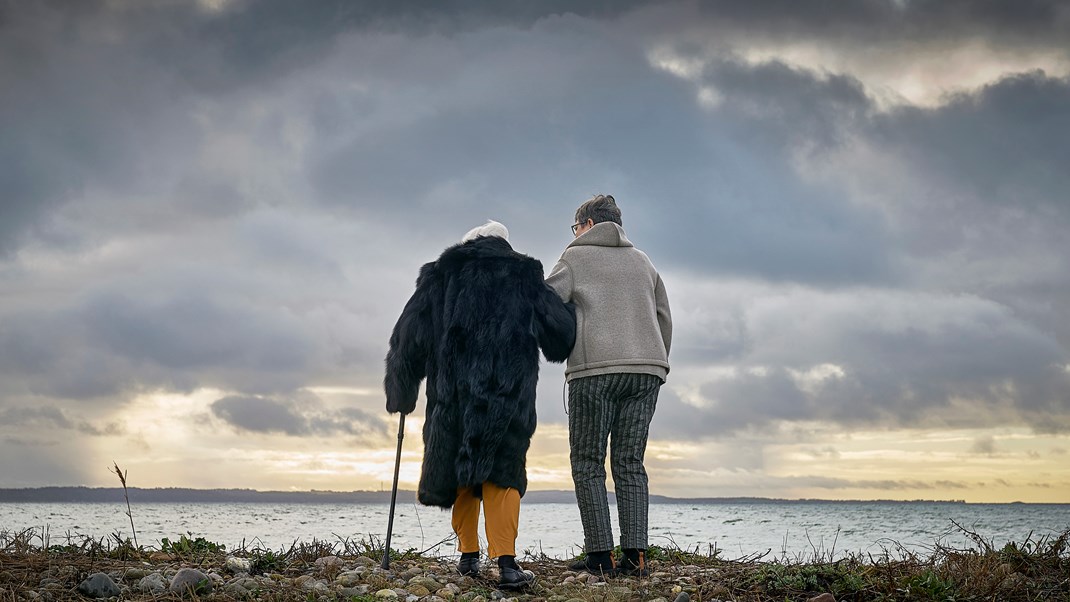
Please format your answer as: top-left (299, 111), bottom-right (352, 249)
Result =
top-left (109, 461), bottom-right (138, 550)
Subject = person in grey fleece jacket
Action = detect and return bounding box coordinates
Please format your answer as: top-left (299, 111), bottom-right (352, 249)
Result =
top-left (546, 194), bottom-right (671, 577)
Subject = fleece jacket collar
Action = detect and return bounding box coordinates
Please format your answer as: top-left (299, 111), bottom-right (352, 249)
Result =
top-left (567, 222), bottom-right (633, 249)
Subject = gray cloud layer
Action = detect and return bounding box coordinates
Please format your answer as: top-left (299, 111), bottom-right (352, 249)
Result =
top-left (2, 0), bottom-right (1069, 486)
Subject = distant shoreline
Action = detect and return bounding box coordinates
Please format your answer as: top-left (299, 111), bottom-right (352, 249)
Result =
top-left (0, 486), bottom-right (1029, 504)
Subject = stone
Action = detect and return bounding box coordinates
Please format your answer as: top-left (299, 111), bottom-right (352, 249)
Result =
top-left (123, 568), bottom-right (151, 580)
top-left (170, 568), bottom-right (214, 596)
top-left (670, 585), bottom-right (683, 594)
top-left (409, 585), bottom-right (431, 596)
top-left (562, 576), bottom-right (577, 584)
top-left (336, 571), bottom-right (365, 587)
top-left (303, 579), bottom-right (330, 593)
top-left (673, 593), bottom-right (690, 602)
top-left (490, 591), bottom-right (505, 600)
top-left (355, 556), bottom-right (377, 566)
top-left (376, 588), bottom-right (400, 599)
top-left (565, 598), bottom-right (586, 602)
top-left (647, 598), bottom-right (668, 602)
top-left (443, 583), bottom-right (462, 595)
top-left (137, 573), bottom-right (168, 594)
top-left (806, 595), bottom-right (836, 602)
top-left (315, 556), bottom-right (344, 571)
top-left (406, 596), bottom-right (420, 602)
top-left (76, 573), bottom-right (120, 599)
top-left (226, 557), bottom-right (254, 573)
top-left (436, 587), bottom-right (456, 600)
top-left (341, 587), bottom-right (371, 597)
top-left (409, 575), bottom-right (443, 591)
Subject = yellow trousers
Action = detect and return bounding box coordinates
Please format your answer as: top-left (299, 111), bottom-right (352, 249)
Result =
top-left (452, 483), bottom-right (520, 559)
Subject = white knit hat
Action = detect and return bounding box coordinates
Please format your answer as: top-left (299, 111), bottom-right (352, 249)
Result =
top-left (461, 220), bottom-right (509, 243)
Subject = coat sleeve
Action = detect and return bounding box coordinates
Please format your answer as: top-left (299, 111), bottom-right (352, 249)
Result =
top-left (384, 265), bottom-right (435, 414)
top-left (655, 273), bottom-right (672, 357)
top-left (534, 280), bottom-right (576, 363)
top-left (545, 257), bottom-right (573, 302)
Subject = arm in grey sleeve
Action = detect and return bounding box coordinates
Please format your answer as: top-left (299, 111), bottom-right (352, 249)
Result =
top-left (655, 273), bottom-right (672, 356)
top-left (545, 258), bottom-right (573, 302)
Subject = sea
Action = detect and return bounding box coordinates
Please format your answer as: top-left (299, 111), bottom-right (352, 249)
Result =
top-left (2, 501), bottom-right (1067, 561)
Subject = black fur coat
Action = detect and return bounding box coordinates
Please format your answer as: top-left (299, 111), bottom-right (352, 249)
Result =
top-left (384, 236), bottom-right (576, 508)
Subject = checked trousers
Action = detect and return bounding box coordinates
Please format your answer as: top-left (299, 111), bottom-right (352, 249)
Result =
top-left (568, 372), bottom-right (662, 552)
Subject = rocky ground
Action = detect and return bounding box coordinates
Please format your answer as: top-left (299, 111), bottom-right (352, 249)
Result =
top-left (1, 525), bottom-right (1067, 602)
top-left (0, 550), bottom-right (833, 602)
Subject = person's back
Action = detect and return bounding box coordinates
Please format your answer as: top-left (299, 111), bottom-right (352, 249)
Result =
top-left (548, 221), bottom-right (670, 381)
top-left (546, 195), bottom-right (671, 578)
top-left (385, 220), bottom-right (575, 590)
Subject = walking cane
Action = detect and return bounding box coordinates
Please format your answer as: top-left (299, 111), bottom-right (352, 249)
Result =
top-left (382, 413), bottom-right (405, 569)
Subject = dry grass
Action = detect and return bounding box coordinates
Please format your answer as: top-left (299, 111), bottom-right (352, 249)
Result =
top-left (2, 523), bottom-right (1068, 601)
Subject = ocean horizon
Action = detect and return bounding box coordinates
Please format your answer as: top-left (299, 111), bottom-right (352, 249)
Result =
top-left (3, 497), bottom-right (1067, 561)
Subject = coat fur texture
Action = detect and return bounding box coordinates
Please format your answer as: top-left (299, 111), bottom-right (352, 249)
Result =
top-left (385, 236), bottom-right (576, 508)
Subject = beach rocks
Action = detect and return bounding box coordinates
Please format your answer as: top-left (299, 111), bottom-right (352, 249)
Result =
top-left (315, 555), bottom-right (344, 572)
top-left (137, 573), bottom-right (167, 594)
top-left (409, 575), bottom-right (444, 591)
top-left (169, 568), bottom-right (213, 595)
top-left (226, 556), bottom-right (254, 573)
top-left (76, 573), bottom-right (120, 598)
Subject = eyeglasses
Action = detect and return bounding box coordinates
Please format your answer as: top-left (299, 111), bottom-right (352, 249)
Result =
top-left (571, 222), bottom-right (582, 235)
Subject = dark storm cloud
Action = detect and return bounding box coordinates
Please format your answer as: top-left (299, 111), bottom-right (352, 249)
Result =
top-left (653, 289), bottom-right (1070, 437)
top-left (0, 406), bottom-right (122, 437)
top-left (870, 71), bottom-right (1070, 211)
top-left (689, 0), bottom-right (1070, 45)
top-left (0, 290), bottom-right (324, 401)
top-left (211, 395), bottom-right (386, 438)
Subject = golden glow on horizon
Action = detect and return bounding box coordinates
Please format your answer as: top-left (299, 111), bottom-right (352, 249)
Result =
top-left (56, 390), bottom-right (1067, 502)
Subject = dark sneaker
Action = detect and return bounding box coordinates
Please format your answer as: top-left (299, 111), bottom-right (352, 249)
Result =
top-left (498, 566), bottom-right (535, 591)
top-left (567, 551), bottom-right (617, 577)
top-left (457, 555), bottom-right (480, 577)
top-left (618, 548), bottom-right (649, 578)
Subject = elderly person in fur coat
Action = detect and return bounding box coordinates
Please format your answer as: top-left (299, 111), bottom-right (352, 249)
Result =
top-left (384, 220), bottom-right (576, 590)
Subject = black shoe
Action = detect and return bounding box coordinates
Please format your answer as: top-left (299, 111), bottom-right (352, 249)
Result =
top-left (498, 565), bottom-right (535, 591)
top-left (567, 550), bottom-right (617, 577)
top-left (457, 552), bottom-right (480, 576)
top-left (618, 548), bottom-right (649, 577)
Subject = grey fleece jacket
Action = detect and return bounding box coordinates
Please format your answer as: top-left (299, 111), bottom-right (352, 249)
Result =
top-left (546, 222), bottom-right (672, 382)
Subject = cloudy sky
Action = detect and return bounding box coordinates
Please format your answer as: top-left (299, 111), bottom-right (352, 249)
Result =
top-left (2, 0), bottom-right (1068, 503)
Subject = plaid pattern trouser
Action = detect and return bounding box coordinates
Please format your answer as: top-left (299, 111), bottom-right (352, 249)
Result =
top-left (568, 372), bottom-right (661, 552)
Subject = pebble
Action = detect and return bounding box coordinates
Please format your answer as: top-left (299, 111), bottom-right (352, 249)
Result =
top-left (410, 575), bottom-right (444, 591)
top-left (123, 567), bottom-right (152, 580)
top-left (76, 573), bottom-right (120, 598)
top-left (226, 556), bottom-right (254, 573)
top-left (170, 568), bottom-right (213, 596)
top-left (137, 573), bottom-right (168, 594)
top-left (376, 588), bottom-right (400, 598)
top-left (409, 585), bottom-right (431, 596)
top-left (315, 555), bottom-right (344, 571)
top-left (674, 592), bottom-right (690, 602)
